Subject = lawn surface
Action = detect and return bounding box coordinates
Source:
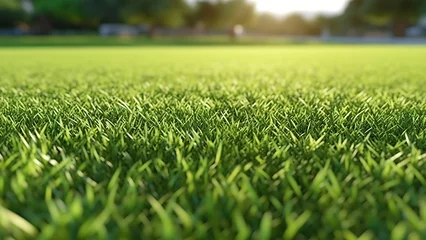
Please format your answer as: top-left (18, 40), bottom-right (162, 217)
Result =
top-left (0, 36), bottom-right (306, 47)
top-left (1, 45), bottom-right (426, 239)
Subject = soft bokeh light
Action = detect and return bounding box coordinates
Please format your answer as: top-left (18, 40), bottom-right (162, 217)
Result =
top-left (252, 0), bottom-right (351, 15)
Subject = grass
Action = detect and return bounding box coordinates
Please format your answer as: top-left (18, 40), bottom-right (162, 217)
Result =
top-left (0, 36), bottom-right (306, 47)
top-left (1, 45), bottom-right (426, 239)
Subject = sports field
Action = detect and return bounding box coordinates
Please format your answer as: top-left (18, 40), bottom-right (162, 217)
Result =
top-left (1, 45), bottom-right (426, 239)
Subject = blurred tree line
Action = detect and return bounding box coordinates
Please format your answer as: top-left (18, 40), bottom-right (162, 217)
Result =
top-left (342, 0), bottom-right (426, 37)
top-left (0, 0), bottom-right (426, 37)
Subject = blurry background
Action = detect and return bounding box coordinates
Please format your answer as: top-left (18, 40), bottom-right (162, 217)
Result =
top-left (1, 0), bottom-right (426, 41)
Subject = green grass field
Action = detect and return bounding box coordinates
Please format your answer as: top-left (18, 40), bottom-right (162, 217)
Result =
top-left (1, 45), bottom-right (426, 239)
top-left (0, 36), bottom-right (309, 47)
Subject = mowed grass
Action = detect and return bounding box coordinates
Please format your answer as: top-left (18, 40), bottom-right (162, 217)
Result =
top-left (1, 46), bottom-right (426, 239)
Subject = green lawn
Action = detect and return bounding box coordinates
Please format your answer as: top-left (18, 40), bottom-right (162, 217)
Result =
top-left (0, 36), bottom-right (304, 47)
top-left (1, 46), bottom-right (426, 239)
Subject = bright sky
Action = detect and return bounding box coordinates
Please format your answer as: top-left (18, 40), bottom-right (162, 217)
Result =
top-left (251, 0), bottom-right (351, 16)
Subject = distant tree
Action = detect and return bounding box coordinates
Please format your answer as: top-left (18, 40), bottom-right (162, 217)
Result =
top-left (250, 13), bottom-right (281, 35)
top-left (0, 0), bottom-right (25, 27)
top-left (32, 0), bottom-right (101, 33)
top-left (194, 0), bottom-right (254, 27)
top-left (85, 0), bottom-right (124, 24)
top-left (32, 0), bottom-right (189, 35)
top-left (222, 0), bottom-right (255, 39)
top-left (33, 0), bottom-right (87, 27)
top-left (324, 15), bottom-right (346, 36)
top-left (308, 15), bottom-right (333, 36)
top-left (121, 0), bottom-right (188, 38)
top-left (363, 0), bottom-right (426, 37)
top-left (192, 0), bottom-right (255, 39)
top-left (342, 0), bottom-right (369, 36)
top-left (281, 14), bottom-right (310, 36)
top-left (192, 1), bottom-right (221, 29)
top-left (250, 13), bottom-right (334, 37)
top-left (342, 0), bottom-right (426, 37)
top-left (223, 0), bottom-right (255, 27)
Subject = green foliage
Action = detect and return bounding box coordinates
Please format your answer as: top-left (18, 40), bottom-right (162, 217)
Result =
top-left (30, 0), bottom-right (189, 29)
top-left (0, 0), bottom-right (20, 10)
top-left (193, 0), bottom-right (255, 29)
top-left (221, 0), bottom-right (256, 27)
top-left (360, 0), bottom-right (426, 21)
top-left (251, 13), bottom-right (281, 34)
top-left (0, 0), bottom-right (25, 27)
top-left (343, 0), bottom-right (368, 29)
top-left (121, 0), bottom-right (188, 27)
top-left (251, 13), bottom-right (328, 36)
top-left (33, 0), bottom-right (90, 26)
top-left (280, 14), bottom-right (311, 35)
top-left (1, 45), bottom-right (426, 239)
top-left (342, 0), bottom-right (426, 36)
top-left (84, 0), bottom-right (124, 24)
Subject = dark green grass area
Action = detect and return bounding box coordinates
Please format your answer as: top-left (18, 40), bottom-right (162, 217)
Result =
top-left (1, 46), bottom-right (426, 239)
top-left (0, 36), bottom-right (314, 47)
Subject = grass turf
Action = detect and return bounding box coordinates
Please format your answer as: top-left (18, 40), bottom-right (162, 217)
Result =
top-left (0, 36), bottom-right (310, 47)
top-left (1, 46), bottom-right (426, 239)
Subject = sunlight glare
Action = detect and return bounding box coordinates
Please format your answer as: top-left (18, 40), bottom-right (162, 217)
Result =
top-left (252, 0), bottom-right (350, 15)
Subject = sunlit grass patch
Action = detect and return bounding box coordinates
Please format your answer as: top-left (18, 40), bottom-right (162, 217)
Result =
top-left (1, 46), bottom-right (426, 239)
